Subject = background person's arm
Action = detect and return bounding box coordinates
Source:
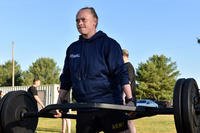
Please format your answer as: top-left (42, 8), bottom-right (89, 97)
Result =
top-left (34, 95), bottom-right (45, 108)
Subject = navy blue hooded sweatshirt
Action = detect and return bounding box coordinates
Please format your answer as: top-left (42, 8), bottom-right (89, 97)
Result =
top-left (60, 31), bottom-right (129, 104)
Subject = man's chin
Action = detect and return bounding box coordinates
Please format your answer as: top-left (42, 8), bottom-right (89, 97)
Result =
top-left (78, 29), bottom-right (87, 33)
top-left (79, 32), bottom-right (87, 36)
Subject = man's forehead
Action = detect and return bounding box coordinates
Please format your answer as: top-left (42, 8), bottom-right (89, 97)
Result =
top-left (76, 9), bottom-right (92, 18)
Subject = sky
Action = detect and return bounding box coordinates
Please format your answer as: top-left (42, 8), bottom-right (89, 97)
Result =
top-left (0, 0), bottom-right (200, 85)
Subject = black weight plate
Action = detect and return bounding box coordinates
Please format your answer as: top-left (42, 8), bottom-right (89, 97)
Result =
top-left (182, 78), bottom-right (200, 133)
top-left (1, 90), bottom-right (38, 133)
top-left (0, 92), bottom-right (11, 115)
top-left (173, 78), bottom-right (185, 133)
top-left (0, 91), bottom-right (13, 132)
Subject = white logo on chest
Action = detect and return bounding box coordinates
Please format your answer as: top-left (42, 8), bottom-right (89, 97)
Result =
top-left (70, 54), bottom-right (80, 58)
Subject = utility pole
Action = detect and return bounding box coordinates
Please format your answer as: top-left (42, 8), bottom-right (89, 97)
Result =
top-left (12, 41), bottom-right (15, 87)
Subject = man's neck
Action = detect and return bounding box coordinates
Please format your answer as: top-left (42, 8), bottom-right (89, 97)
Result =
top-left (82, 30), bottom-right (96, 39)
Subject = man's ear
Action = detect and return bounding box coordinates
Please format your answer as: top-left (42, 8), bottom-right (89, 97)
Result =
top-left (94, 18), bottom-right (98, 28)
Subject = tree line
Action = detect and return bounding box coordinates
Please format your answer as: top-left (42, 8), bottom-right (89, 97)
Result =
top-left (0, 57), bottom-right (60, 86)
top-left (0, 55), bottom-right (180, 101)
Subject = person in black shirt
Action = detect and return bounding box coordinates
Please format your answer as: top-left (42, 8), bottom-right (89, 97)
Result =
top-left (123, 49), bottom-right (137, 133)
top-left (122, 49), bottom-right (136, 103)
top-left (27, 78), bottom-right (45, 109)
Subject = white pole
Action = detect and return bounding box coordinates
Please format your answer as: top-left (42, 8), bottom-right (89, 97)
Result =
top-left (12, 41), bottom-right (15, 87)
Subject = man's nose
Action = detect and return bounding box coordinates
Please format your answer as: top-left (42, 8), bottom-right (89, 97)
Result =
top-left (77, 20), bottom-right (83, 26)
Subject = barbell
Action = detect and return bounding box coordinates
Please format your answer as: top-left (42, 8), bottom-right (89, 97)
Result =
top-left (0, 78), bottom-right (199, 133)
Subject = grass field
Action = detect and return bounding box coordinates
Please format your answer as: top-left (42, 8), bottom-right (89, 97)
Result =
top-left (36, 115), bottom-right (176, 133)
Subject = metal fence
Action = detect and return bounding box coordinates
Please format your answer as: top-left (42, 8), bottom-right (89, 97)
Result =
top-left (0, 84), bottom-right (60, 106)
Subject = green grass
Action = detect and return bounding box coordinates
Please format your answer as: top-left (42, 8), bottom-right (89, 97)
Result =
top-left (135, 115), bottom-right (176, 133)
top-left (36, 115), bottom-right (176, 133)
top-left (36, 118), bottom-right (76, 133)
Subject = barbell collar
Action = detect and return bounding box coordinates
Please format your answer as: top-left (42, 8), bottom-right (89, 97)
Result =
top-left (21, 112), bottom-right (38, 119)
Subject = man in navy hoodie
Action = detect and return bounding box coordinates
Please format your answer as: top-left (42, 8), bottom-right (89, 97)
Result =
top-left (55, 7), bottom-right (135, 133)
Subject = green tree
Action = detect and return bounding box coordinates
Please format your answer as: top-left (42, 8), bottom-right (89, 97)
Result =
top-left (136, 54), bottom-right (180, 100)
top-left (0, 60), bottom-right (23, 86)
top-left (0, 66), bottom-right (3, 86)
top-left (22, 57), bottom-right (60, 85)
top-left (21, 71), bottom-right (34, 86)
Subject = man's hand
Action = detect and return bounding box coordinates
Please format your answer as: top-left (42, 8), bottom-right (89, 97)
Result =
top-left (125, 97), bottom-right (136, 117)
top-left (54, 89), bottom-right (69, 118)
top-left (54, 110), bottom-right (62, 118)
top-left (126, 100), bottom-right (135, 107)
